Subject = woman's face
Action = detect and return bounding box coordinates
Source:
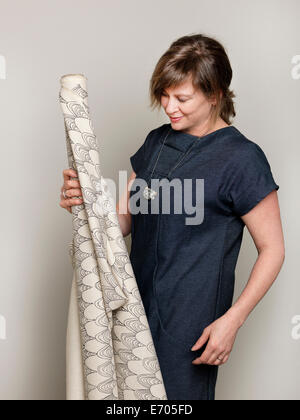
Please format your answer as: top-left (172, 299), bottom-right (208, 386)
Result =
top-left (160, 75), bottom-right (217, 133)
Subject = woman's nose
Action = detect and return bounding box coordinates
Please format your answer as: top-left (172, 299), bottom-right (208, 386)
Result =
top-left (164, 99), bottom-right (180, 115)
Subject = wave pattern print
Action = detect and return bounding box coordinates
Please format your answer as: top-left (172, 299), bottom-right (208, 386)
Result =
top-left (59, 74), bottom-right (167, 401)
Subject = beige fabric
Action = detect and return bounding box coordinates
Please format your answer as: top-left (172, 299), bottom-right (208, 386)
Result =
top-left (66, 272), bottom-right (85, 400)
top-left (59, 74), bottom-right (167, 400)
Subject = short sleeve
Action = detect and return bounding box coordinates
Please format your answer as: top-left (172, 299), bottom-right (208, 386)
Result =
top-left (129, 129), bottom-right (154, 174)
top-left (219, 142), bottom-right (279, 217)
top-left (130, 143), bottom-right (146, 174)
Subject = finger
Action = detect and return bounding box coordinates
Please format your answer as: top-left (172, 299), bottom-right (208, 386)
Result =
top-left (208, 351), bottom-right (226, 365)
top-left (192, 345), bottom-right (214, 365)
top-left (63, 168), bottom-right (78, 179)
top-left (191, 327), bottom-right (210, 351)
top-left (63, 168), bottom-right (78, 182)
top-left (191, 356), bottom-right (202, 365)
top-left (66, 197), bottom-right (84, 206)
top-left (64, 179), bottom-right (81, 190)
top-left (206, 352), bottom-right (220, 365)
top-left (60, 196), bottom-right (83, 208)
top-left (63, 188), bottom-right (83, 198)
top-left (219, 354), bottom-right (230, 365)
top-left (213, 353), bottom-right (229, 366)
top-left (197, 351), bottom-right (212, 365)
top-left (60, 199), bottom-right (71, 210)
top-left (61, 199), bottom-right (72, 213)
top-left (194, 339), bottom-right (224, 365)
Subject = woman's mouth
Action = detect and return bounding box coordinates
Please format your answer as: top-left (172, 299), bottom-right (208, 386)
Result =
top-left (170, 116), bottom-right (183, 123)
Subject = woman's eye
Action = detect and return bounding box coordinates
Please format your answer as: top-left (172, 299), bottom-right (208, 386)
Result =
top-left (161, 93), bottom-right (187, 102)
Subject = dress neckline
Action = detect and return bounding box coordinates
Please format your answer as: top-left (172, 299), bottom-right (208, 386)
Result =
top-left (170, 124), bottom-right (236, 141)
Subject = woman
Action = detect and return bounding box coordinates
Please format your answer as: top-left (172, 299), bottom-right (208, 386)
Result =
top-left (59, 34), bottom-right (285, 400)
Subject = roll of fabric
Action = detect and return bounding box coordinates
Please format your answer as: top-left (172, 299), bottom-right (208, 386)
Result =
top-left (59, 74), bottom-right (167, 400)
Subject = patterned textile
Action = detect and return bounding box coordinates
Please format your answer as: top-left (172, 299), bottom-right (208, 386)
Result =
top-left (59, 74), bottom-right (167, 400)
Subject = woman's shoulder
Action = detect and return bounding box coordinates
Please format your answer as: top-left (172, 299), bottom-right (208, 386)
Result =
top-left (222, 126), bottom-right (272, 165)
top-left (218, 126), bottom-right (279, 216)
top-left (218, 126), bottom-right (277, 183)
top-left (224, 125), bottom-right (260, 148)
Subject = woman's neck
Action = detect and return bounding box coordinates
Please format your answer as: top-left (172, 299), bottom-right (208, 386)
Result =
top-left (183, 117), bottom-right (229, 138)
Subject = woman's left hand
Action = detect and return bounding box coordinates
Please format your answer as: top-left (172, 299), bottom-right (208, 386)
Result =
top-left (191, 311), bottom-right (242, 366)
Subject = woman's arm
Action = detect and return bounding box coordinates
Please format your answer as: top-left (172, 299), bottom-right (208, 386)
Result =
top-left (116, 170), bottom-right (136, 238)
top-left (226, 189), bottom-right (285, 325)
top-left (191, 190), bottom-right (285, 365)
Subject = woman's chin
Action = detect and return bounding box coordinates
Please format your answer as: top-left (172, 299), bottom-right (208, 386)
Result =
top-left (170, 119), bottom-right (185, 129)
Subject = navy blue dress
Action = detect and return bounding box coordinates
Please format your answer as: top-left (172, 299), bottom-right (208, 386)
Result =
top-left (129, 123), bottom-right (279, 400)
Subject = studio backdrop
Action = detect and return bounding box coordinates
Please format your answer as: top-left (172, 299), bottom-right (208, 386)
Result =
top-left (0, 0), bottom-right (299, 400)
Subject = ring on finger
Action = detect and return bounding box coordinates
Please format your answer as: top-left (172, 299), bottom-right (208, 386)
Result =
top-left (62, 189), bottom-right (68, 199)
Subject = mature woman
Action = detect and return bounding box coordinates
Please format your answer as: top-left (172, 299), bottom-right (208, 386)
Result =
top-left (59, 34), bottom-right (285, 400)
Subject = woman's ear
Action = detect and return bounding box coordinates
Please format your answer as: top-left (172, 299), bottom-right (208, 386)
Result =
top-left (209, 91), bottom-right (221, 106)
top-left (215, 90), bottom-right (223, 105)
top-left (208, 95), bottom-right (216, 106)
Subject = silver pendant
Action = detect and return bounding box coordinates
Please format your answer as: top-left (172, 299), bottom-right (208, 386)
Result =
top-left (143, 186), bottom-right (157, 200)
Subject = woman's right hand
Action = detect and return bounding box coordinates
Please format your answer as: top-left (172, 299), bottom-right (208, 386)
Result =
top-left (59, 168), bottom-right (84, 214)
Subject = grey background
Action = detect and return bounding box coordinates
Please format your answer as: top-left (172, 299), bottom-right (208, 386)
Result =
top-left (0, 0), bottom-right (299, 400)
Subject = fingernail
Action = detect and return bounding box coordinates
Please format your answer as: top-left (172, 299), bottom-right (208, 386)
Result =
top-left (191, 346), bottom-right (196, 351)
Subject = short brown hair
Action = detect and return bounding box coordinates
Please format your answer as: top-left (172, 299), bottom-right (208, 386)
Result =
top-left (149, 34), bottom-right (236, 126)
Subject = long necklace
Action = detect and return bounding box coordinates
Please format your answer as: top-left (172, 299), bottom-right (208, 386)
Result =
top-left (143, 127), bottom-right (201, 200)
top-left (143, 128), bottom-right (172, 200)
